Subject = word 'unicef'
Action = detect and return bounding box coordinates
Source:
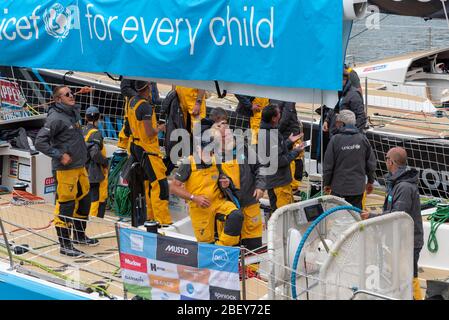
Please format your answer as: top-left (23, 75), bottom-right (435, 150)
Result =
top-left (0, 3), bottom-right (275, 55)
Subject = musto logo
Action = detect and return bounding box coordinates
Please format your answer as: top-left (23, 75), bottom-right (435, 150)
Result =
top-left (43, 3), bottom-right (71, 41)
top-left (212, 249), bottom-right (229, 268)
top-left (165, 245), bottom-right (189, 256)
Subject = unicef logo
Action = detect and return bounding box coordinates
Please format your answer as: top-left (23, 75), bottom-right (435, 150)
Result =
top-left (43, 3), bottom-right (72, 41)
top-left (212, 249), bottom-right (229, 268)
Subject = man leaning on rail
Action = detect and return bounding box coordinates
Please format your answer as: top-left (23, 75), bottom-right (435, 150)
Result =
top-left (361, 147), bottom-right (424, 300)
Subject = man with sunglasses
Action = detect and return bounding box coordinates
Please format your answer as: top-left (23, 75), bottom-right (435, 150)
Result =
top-left (361, 147), bottom-right (424, 300)
top-left (36, 86), bottom-right (97, 258)
top-left (211, 120), bottom-right (265, 252)
top-left (170, 138), bottom-right (243, 247)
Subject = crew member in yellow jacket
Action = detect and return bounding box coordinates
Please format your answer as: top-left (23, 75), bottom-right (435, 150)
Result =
top-left (170, 140), bottom-right (243, 246)
top-left (235, 95), bottom-right (270, 144)
top-left (127, 81), bottom-right (172, 225)
top-left (83, 106), bottom-right (109, 219)
top-left (175, 86), bottom-right (207, 133)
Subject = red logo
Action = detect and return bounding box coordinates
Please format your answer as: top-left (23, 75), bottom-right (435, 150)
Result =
top-left (120, 253), bottom-right (147, 273)
top-left (0, 80), bottom-right (25, 107)
top-left (45, 177), bottom-right (55, 186)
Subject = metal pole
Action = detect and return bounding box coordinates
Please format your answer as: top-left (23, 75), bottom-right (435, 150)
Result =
top-left (114, 223), bottom-right (127, 300)
top-left (0, 218), bottom-right (14, 270)
top-left (350, 289), bottom-right (397, 300)
top-left (240, 246), bottom-right (247, 300)
top-left (428, 26), bottom-right (432, 49)
top-left (365, 77), bottom-right (368, 116)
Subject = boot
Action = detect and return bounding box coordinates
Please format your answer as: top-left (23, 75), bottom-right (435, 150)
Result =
top-left (413, 277), bottom-right (423, 300)
top-left (55, 226), bottom-right (85, 258)
top-left (72, 219), bottom-right (99, 246)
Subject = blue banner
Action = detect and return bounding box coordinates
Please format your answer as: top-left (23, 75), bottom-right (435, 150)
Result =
top-left (0, 0), bottom-right (343, 90)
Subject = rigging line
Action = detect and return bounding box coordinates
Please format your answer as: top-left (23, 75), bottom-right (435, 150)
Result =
top-left (349, 14), bottom-right (390, 40)
top-left (441, 0), bottom-right (449, 28)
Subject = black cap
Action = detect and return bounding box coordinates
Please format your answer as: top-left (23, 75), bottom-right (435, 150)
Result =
top-left (134, 80), bottom-right (149, 92)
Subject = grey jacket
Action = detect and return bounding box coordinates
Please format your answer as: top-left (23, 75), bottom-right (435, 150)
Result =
top-left (382, 167), bottom-right (424, 249)
top-left (83, 124), bottom-right (109, 183)
top-left (35, 103), bottom-right (87, 171)
top-left (326, 82), bottom-right (366, 136)
top-left (258, 120), bottom-right (300, 190)
top-left (323, 125), bottom-right (377, 196)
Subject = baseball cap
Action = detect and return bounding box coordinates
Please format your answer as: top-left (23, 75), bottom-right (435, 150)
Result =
top-left (134, 80), bottom-right (149, 91)
top-left (86, 106), bottom-right (100, 116)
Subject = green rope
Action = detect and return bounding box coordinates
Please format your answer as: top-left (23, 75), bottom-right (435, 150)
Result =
top-left (107, 156), bottom-right (131, 217)
top-left (427, 204), bottom-right (449, 253)
top-left (113, 186), bottom-right (132, 217)
top-left (299, 190), bottom-right (323, 201)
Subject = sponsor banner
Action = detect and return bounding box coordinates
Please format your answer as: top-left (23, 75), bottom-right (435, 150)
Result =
top-left (177, 265), bottom-right (210, 285)
top-left (198, 243), bottom-right (240, 273)
top-left (149, 275), bottom-right (180, 294)
top-left (120, 253), bottom-right (147, 273)
top-left (209, 269), bottom-right (240, 291)
top-left (180, 295), bottom-right (197, 300)
top-left (0, 79), bottom-right (25, 107)
top-left (0, 79), bottom-right (32, 121)
top-left (121, 269), bottom-right (150, 287)
top-left (179, 280), bottom-right (210, 300)
top-left (147, 259), bottom-right (179, 279)
top-left (362, 64), bottom-right (387, 73)
top-left (151, 288), bottom-right (180, 301)
top-left (156, 235), bottom-right (198, 267)
top-left (0, 1), bottom-right (343, 90)
top-left (8, 156), bottom-right (18, 177)
top-left (124, 283), bottom-right (151, 300)
top-left (118, 227), bottom-right (240, 300)
top-left (44, 176), bottom-right (56, 194)
top-left (118, 227), bottom-right (157, 259)
top-left (209, 286), bottom-right (240, 301)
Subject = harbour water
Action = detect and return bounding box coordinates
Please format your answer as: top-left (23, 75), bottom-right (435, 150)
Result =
top-left (348, 14), bottom-right (449, 64)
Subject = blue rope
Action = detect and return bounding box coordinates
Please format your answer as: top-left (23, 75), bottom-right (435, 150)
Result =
top-left (290, 205), bottom-right (361, 300)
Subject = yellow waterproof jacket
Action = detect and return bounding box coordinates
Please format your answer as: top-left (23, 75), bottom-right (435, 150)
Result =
top-left (127, 96), bottom-right (161, 156)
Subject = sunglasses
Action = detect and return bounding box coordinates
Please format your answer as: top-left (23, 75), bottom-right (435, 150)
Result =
top-left (60, 91), bottom-right (73, 98)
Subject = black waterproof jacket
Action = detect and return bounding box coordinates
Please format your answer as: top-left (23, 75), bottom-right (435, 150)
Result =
top-left (325, 82), bottom-right (367, 136)
top-left (83, 124), bottom-right (109, 183)
top-left (382, 167), bottom-right (424, 249)
top-left (235, 94), bottom-right (255, 118)
top-left (323, 125), bottom-right (377, 196)
top-left (270, 100), bottom-right (301, 140)
top-left (258, 121), bottom-right (300, 190)
top-left (162, 90), bottom-right (186, 159)
top-left (35, 103), bottom-right (87, 171)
